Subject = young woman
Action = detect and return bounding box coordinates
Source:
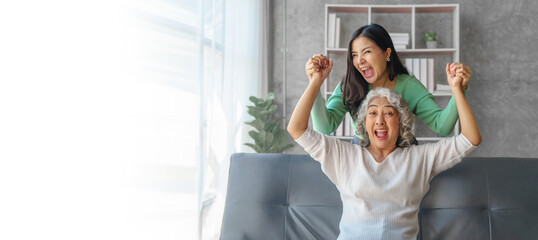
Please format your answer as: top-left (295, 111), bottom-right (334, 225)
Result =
top-left (287, 60), bottom-right (481, 238)
top-left (309, 24), bottom-right (471, 138)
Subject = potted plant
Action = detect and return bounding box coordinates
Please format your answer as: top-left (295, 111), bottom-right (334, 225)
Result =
top-left (244, 92), bottom-right (293, 153)
top-left (423, 30), bottom-right (439, 49)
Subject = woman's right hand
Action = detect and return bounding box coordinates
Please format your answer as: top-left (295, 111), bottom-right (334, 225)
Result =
top-left (305, 54), bottom-right (333, 85)
top-left (445, 62), bottom-right (471, 91)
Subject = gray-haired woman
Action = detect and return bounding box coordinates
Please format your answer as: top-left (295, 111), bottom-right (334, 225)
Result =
top-left (287, 62), bottom-right (481, 239)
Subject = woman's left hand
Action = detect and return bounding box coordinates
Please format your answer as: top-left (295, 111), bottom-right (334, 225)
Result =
top-left (446, 62), bottom-right (472, 90)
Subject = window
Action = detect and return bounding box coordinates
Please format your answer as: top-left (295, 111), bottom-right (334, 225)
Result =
top-left (121, 0), bottom-right (207, 239)
top-left (0, 0), bottom-right (262, 239)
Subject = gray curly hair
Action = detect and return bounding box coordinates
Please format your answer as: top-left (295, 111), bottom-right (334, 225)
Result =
top-left (354, 88), bottom-right (416, 148)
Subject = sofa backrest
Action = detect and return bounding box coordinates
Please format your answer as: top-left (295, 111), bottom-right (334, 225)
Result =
top-left (220, 153), bottom-right (538, 240)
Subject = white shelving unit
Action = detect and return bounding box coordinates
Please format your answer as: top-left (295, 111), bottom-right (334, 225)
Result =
top-left (323, 4), bottom-right (460, 141)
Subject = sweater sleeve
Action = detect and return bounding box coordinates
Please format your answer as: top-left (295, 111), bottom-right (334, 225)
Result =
top-left (295, 128), bottom-right (355, 186)
top-left (399, 75), bottom-right (459, 136)
top-left (420, 134), bottom-right (477, 179)
top-left (311, 84), bottom-right (349, 134)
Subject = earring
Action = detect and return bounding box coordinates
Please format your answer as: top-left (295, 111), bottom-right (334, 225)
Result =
top-left (387, 57), bottom-right (391, 62)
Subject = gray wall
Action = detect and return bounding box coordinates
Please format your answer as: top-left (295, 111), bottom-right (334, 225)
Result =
top-left (270, 0), bottom-right (538, 157)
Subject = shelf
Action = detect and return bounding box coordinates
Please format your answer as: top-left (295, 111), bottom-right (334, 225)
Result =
top-left (329, 135), bottom-right (355, 140)
top-left (371, 6), bottom-right (412, 14)
top-left (329, 136), bottom-right (446, 142)
top-left (327, 4), bottom-right (458, 13)
top-left (415, 5), bottom-right (457, 13)
top-left (326, 48), bottom-right (347, 53)
top-left (398, 48), bottom-right (457, 54)
top-left (417, 137), bottom-right (444, 142)
top-left (324, 3), bottom-right (460, 141)
top-left (432, 90), bottom-right (452, 96)
top-left (327, 48), bottom-right (457, 54)
top-left (325, 88), bottom-right (452, 97)
top-left (327, 5), bottom-right (368, 13)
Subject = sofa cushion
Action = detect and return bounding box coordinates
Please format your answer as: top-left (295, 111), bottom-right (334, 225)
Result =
top-left (221, 154), bottom-right (538, 240)
top-left (220, 153), bottom-right (341, 240)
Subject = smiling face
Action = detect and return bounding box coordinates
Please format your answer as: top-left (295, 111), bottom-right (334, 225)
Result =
top-left (365, 96), bottom-right (400, 152)
top-left (351, 36), bottom-right (391, 86)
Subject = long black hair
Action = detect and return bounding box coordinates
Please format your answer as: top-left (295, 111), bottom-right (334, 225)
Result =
top-left (341, 24), bottom-right (409, 119)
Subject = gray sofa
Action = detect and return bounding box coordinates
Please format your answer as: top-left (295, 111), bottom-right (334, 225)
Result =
top-left (220, 153), bottom-right (538, 240)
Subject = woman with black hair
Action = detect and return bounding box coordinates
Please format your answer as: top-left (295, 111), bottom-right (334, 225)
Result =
top-left (308, 24), bottom-right (471, 139)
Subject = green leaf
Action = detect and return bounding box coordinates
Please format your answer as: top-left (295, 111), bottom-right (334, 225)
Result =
top-left (248, 107), bottom-right (270, 120)
top-left (244, 143), bottom-right (262, 153)
top-left (257, 105), bottom-right (277, 121)
top-left (271, 119), bottom-right (287, 133)
top-left (266, 92), bottom-right (275, 102)
top-left (244, 92), bottom-right (293, 153)
top-left (257, 130), bottom-right (267, 151)
top-left (260, 100), bottom-right (272, 109)
top-left (257, 100), bottom-right (269, 108)
top-left (257, 93), bottom-right (275, 108)
top-left (268, 139), bottom-right (293, 153)
top-left (245, 119), bottom-right (265, 131)
top-left (267, 104), bottom-right (278, 113)
top-left (249, 96), bottom-right (261, 104)
top-left (274, 129), bottom-right (290, 142)
top-left (248, 131), bottom-right (261, 145)
top-left (263, 132), bottom-right (274, 148)
top-left (265, 119), bottom-right (278, 132)
top-left (422, 30), bottom-right (439, 42)
top-left (274, 143), bottom-right (294, 153)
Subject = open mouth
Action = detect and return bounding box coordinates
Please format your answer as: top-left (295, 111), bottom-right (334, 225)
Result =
top-left (374, 129), bottom-right (387, 139)
top-left (361, 67), bottom-right (374, 78)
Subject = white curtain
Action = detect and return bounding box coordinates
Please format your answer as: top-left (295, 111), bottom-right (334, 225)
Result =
top-left (1, 0), bottom-right (204, 239)
top-left (0, 1), bottom-right (144, 239)
top-left (200, 0), bottom-right (268, 239)
top-left (0, 0), bottom-right (267, 239)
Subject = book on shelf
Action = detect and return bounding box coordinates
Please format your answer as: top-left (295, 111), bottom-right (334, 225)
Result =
top-left (412, 58), bottom-right (420, 83)
top-left (389, 33), bottom-right (410, 38)
top-left (344, 113), bottom-right (352, 137)
top-left (405, 58), bottom-right (436, 93)
top-left (427, 58), bottom-right (435, 93)
top-left (436, 84), bottom-right (451, 91)
top-left (389, 33), bottom-right (409, 50)
top-left (405, 58), bottom-right (413, 74)
top-left (328, 13), bottom-right (336, 48)
top-left (419, 58), bottom-right (428, 88)
top-left (393, 44), bottom-right (407, 50)
top-left (335, 17), bottom-right (341, 48)
top-left (327, 14), bottom-right (342, 48)
top-left (333, 113), bottom-right (354, 137)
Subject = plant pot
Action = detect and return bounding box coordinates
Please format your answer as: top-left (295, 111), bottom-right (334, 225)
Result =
top-left (426, 41), bottom-right (437, 49)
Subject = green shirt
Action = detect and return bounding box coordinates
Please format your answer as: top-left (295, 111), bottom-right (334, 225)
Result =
top-left (312, 74), bottom-right (459, 137)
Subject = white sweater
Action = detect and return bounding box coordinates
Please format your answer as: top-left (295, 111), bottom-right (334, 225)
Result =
top-left (295, 128), bottom-right (476, 240)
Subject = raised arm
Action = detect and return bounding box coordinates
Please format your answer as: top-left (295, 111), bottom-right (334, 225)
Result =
top-left (288, 55), bottom-right (333, 139)
top-left (446, 63), bottom-right (482, 146)
top-left (401, 62), bottom-right (471, 136)
top-left (311, 85), bottom-right (349, 134)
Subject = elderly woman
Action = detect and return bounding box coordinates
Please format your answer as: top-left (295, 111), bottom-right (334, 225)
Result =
top-left (287, 59), bottom-right (481, 239)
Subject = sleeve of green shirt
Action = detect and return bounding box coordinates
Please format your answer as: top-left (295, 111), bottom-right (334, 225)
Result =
top-left (311, 75), bottom-right (460, 137)
top-left (311, 84), bottom-right (349, 134)
top-left (398, 75), bottom-right (459, 137)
